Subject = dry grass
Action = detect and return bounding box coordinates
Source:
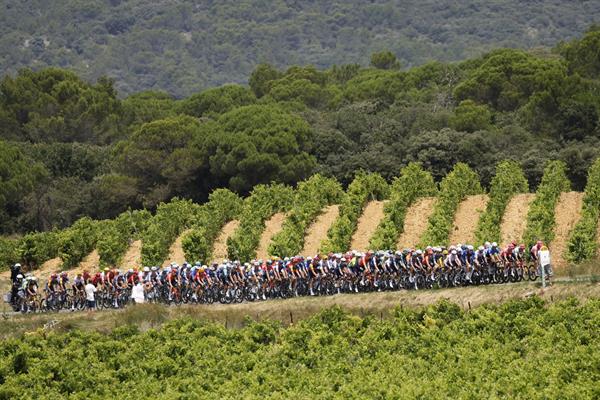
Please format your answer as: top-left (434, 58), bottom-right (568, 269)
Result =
top-left (256, 212), bottom-right (287, 259)
top-left (211, 221), bottom-right (239, 263)
top-left (350, 200), bottom-right (387, 251)
top-left (551, 192), bottom-right (584, 268)
top-left (2, 278), bottom-right (599, 338)
top-left (449, 194), bottom-right (489, 244)
top-left (500, 193), bottom-right (535, 245)
top-left (397, 197), bottom-right (437, 248)
top-left (302, 205), bottom-right (339, 256)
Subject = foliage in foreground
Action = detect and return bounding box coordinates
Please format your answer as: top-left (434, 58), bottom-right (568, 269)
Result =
top-left (567, 158), bottom-right (600, 262)
top-left (0, 298), bottom-right (598, 399)
top-left (475, 160), bottom-right (529, 244)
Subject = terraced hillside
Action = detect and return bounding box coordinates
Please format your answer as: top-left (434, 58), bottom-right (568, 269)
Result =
top-left (3, 160), bottom-right (600, 277)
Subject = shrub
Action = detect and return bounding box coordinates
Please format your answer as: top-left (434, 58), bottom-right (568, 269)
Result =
top-left (268, 174), bottom-right (343, 257)
top-left (17, 231), bottom-right (60, 270)
top-left (567, 158), bottom-right (600, 263)
top-left (522, 160), bottom-right (571, 247)
top-left (419, 163), bottom-right (482, 247)
top-left (0, 237), bottom-right (18, 272)
top-left (182, 189), bottom-right (243, 264)
top-left (227, 184), bottom-right (294, 261)
top-left (320, 172), bottom-right (390, 253)
top-left (97, 209), bottom-right (151, 267)
top-left (58, 217), bottom-right (101, 269)
top-left (474, 160), bottom-right (529, 244)
top-left (369, 163), bottom-right (437, 250)
top-left (142, 198), bottom-right (204, 266)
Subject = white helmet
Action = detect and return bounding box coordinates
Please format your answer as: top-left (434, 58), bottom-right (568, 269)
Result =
top-left (416, 249), bottom-right (423, 255)
top-left (143, 267), bottom-right (150, 272)
top-left (467, 245), bottom-right (474, 250)
top-left (485, 241), bottom-right (491, 247)
top-left (478, 246), bottom-right (484, 251)
top-left (451, 250), bottom-right (457, 255)
top-left (16, 274), bottom-right (23, 279)
top-left (128, 269), bottom-right (134, 273)
top-left (151, 266), bottom-right (157, 272)
top-left (14, 263), bottom-right (21, 268)
top-left (492, 242), bottom-right (498, 247)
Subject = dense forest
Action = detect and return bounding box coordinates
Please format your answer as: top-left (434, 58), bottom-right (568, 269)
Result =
top-left (1, 0), bottom-right (600, 97)
top-left (1, 27), bottom-right (600, 235)
top-left (0, 299), bottom-right (599, 398)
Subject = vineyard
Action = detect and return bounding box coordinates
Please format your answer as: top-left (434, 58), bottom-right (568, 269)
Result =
top-left (2, 159), bottom-right (600, 282)
top-left (0, 298), bottom-right (598, 398)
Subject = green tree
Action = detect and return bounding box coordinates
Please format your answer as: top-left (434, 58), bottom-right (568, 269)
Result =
top-left (370, 51), bottom-right (401, 70)
top-left (449, 100), bottom-right (492, 132)
top-left (203, 104), bottom-right (316, 193)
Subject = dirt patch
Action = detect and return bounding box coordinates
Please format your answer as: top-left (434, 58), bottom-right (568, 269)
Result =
top-left (350, 201), bottom-right (387, 251)
top-left (36, 257), bottom-right (63, 279)
top-left (72, 250), bottom-right (100, 274)
top-left (449, 194), bottom-right (489, 245)
top-left (162, 229), bottom-right (193, 267)
top-left (550, 192), bottom-right (584, 268)
top-left (211, 221), bottom-right (240, 263)
top-left (256, 213), bottom-right (287, 260)
top-left (301, 205), bottom-right (340, 257)
top-left (120, 240), bottom-right (142, 270)
top-left (500, 193), bottom-right (535, 246)
top-left (397, 197), bottom-right (437, 249)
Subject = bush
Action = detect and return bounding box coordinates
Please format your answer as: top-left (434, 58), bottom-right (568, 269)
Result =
top-left (320, 172), bottom-right (390, 253)
top-left (181, 189), bottom-right (243, 264)
top-left (226, 184), bottom-right (294, 261)
top-left (522, 160), bottom-right (571, 247)
top-left (97, 209), bottom-right (151, 267)
top-left (567, 158), bottom-right (600, 263)
top-left (58, 217), bottom-right (101, 269)
top-left (268, 175), bottom-right (343, 257)
top-left (474, 160), bottom-right (529, 244)
top-left (141, 198), bottom-right (204, 266)
top-left (369, 163), bottom-right (437, 250)
top-left (0, 237), bottom-right (18, 272)
top-left (17, 231), bottom-right (60, 269)
top-left (419, 163), bottom-right (482, 247)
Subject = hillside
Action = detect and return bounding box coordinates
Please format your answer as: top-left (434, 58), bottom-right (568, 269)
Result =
top-left (2, 1), bottom-right (599, 97)
top-left (1, 28), bottom-right (600, 240)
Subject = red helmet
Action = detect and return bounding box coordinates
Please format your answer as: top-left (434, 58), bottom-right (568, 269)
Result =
top-left (50, 273), bottom-right (57, 279)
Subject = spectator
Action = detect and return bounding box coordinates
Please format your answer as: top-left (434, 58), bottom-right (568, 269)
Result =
top-left (537, 245), bottom-right (552, 282)
top-left (85, 281), bottom-right (97, 310)
top-left (131, 281), bottom-right (145, 304)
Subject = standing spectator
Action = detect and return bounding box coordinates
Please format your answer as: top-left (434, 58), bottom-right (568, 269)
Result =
top-left (131, 281), bottom-right (145, 304)
top-left (537, 245), bottom-right (552, 283)
top-left (85, 281), bottom-right (97, 310)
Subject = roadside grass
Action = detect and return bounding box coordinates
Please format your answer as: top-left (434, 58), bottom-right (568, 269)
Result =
top-left (1, 278), bottom-right (598, 339)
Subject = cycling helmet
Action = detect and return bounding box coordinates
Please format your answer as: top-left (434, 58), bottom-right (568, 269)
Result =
top-left (307, 257), bottom-right (312, 261)
top-left (492, 242), bottom-right (498, 247)
top-left (467, 245), bottom-right (474, 251)
top-left (143, 267), bottom-right (150, 272)
top-left (478, 246), bottom-right (484, 251)
top-left (61, 271), bottom-right (68, 277)
top-left (484, 241), bottom-right (491, 247)
top-left (151, 266), bottom-right (157, 272)
top-left (16, 274), bottom-right (23, 279)
top-left (443, 250), bottom-right (449, 255)
top-left (416, 249), bottom-right (423, 255)
top-left (128, 269), bottom-right (134, 274)
top-left (104, 267), bottom-right (110, 272)
top-left (14, 263), bottom-right (21, 268)
top-left (451, 250), bottom-right (457, 255)
top-left (284, 257), bottom-right (289, 262)
top-left (31, 277), bottom-right (37, 282)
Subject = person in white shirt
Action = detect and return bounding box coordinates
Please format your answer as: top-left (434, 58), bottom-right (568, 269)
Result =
top-left (131, 282), bottom-right (145, 304)
top-left (85, 282), bottom-right (97, 310)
